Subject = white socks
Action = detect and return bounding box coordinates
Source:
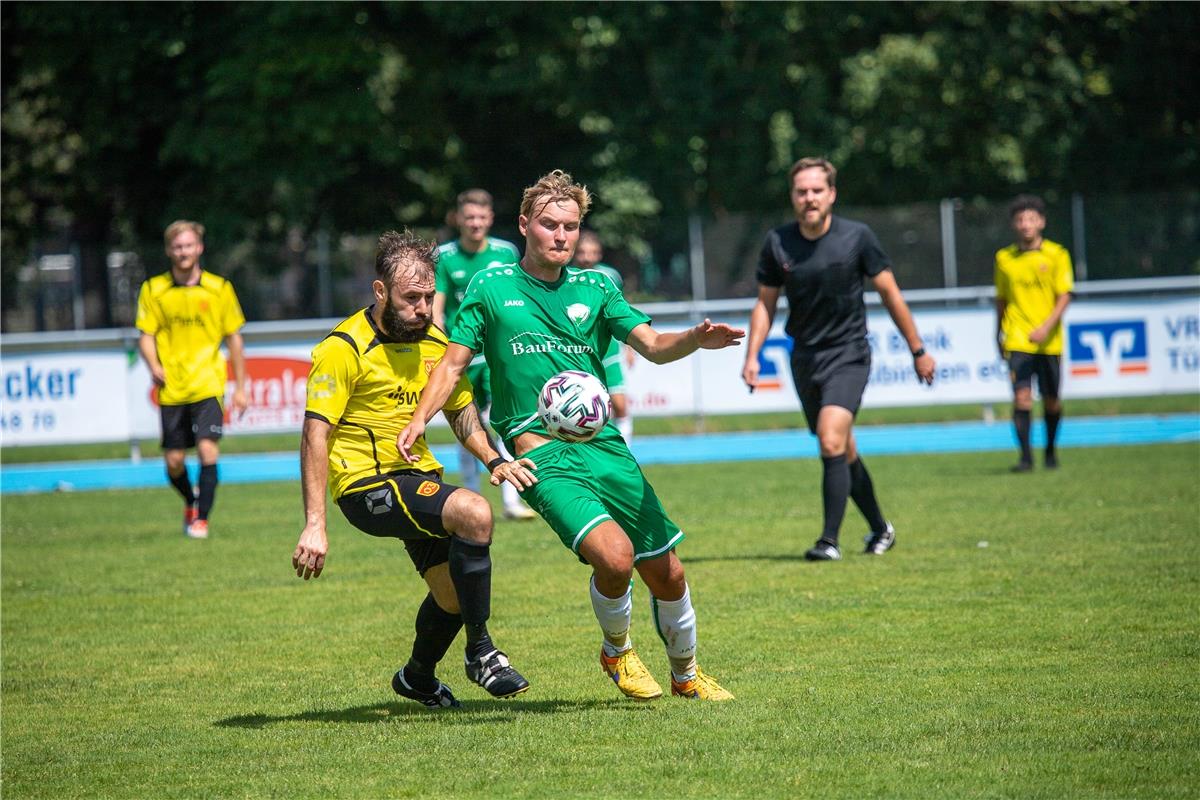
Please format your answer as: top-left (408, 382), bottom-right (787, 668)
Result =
top-left (496, 438), bottom-right (522, 508)
top-left (590, 577), bottom-right (633, 656)
top-left (653, 584), bottom-right (697, 681)
top-left (615, 414), bottom-right (633, 443)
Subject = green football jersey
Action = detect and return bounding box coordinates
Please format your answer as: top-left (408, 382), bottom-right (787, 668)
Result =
top-left (435, 237), bottom-right (521, 332)
top-left (451, 265), bottom-right (650, 440)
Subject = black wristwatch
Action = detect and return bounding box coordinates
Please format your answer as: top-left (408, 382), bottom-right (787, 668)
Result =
top-left (911, 347), bottom-right (926, 358)
top-left (487, 457), bottom-right (509, 472)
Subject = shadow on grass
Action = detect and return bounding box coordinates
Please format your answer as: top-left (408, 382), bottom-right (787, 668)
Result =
top-left (216, 697), bottom-right (640, 728)
top-left (684, 553), bottom-right (810, 564)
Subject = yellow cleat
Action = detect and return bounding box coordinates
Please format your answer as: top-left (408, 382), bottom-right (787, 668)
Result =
top-left (670, 669), bottom-right (734, 701)
top-left (599, 647), bottom-right (663, 701)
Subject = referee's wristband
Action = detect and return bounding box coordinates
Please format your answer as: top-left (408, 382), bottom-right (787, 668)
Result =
top-left (911, 347), bottom-right (926, 358)
top-left (487, 457), bottom-right (509, 472)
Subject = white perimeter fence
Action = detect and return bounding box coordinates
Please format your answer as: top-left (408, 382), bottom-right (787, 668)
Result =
top-left (1, 277), bottom-right (1197, 449)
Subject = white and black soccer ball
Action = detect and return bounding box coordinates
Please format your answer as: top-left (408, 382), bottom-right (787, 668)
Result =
top-left (537, 370), bottom-right (611, 442)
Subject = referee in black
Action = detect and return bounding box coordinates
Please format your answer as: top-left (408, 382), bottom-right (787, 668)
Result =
top-left (742, 157), bottom-right (936, 561)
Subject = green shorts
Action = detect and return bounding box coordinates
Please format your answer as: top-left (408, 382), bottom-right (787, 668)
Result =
top-left (602, 337), bottom-right (625, 394)
top-left (466, 358), bottom-right (491, 410)
top-left (518, 428), bottom-right (683, 562)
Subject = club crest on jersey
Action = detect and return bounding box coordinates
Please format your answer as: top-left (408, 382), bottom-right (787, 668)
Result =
top-left (423, 359), bottom-right (436, 375)
top-left (307, 372), bottom-right (337, 400)
top-left (566, 303), bottom-right (591, 325)
top-left (416, 481), bottom-right (441, 497)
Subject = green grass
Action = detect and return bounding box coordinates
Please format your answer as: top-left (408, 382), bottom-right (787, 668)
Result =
top-left (3, 443), bottom-right (1198, 798)
top-left (3, 393), bottom-right (1197, 464)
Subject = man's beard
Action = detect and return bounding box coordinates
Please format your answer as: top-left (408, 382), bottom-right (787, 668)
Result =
top-left (379, 299), bottom-right (429, 342)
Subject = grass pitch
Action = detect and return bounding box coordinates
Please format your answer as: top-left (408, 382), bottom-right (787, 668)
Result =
top-left (3, 443), bottom-right (1198, 798)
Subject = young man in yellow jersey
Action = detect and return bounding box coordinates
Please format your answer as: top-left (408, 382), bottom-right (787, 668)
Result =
top-left (291, 230), bottom-right (536, 707)
top-left (136, 221), bottom-right (248, 539)
top-left (994, 195), bottom-right (1074, 471)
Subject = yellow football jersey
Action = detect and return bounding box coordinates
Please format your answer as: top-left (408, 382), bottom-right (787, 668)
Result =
top-left (135, 270), bottom-right (246, 405)
top-left (994, 239), bottom-right (1074, 355)
top-left (305, 308), bottom-right (474, 499)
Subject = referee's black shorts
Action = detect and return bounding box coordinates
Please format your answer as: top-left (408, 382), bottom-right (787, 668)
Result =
top-left (337, 470), bottom-right (460, 576)
top-left (790, 339), bottom-right (872, 434)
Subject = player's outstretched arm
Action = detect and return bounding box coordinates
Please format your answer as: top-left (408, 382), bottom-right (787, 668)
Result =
top-left (742, 285), bottom-right (781, 392)
top-left (871, 270), bottom-right (936, 385)
top-left (443, 403), bottom-right (538, 491)
top-left (294, 417), bottom-right (331, 580)
top-left (627, 319), bottom-right (746, 365)
top-left (397, 343), bottom-right (474, 462)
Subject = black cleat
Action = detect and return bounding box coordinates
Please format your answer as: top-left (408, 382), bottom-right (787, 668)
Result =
top-left (1010, 460), bottom-right (1033, 473)
top-left (804, 540), bottom-right (842, 561)
top-left (863, 522), bottom-right (896, 555)
top-left (391, 668), bottom-right (461, 709)
top-left (465, 649), bottom-right (530, 698)
top-left (1044, 452), bottom-right (1059, 470)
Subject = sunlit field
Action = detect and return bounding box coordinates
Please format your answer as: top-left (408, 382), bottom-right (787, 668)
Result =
top-left (3, 443), bottom-right (1198, 799)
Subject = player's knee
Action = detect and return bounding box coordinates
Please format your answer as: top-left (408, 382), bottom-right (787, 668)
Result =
top-left (1013, 388), bottom-right (1034, 409)
top-left (1044, 397), bottom-right (1062, 414)
top-left (818, 434), bottom-right (847, 457)
top-left (164, 451), bottom-right (186, 474)
top-left (444, 489), bottom-right (493, 545)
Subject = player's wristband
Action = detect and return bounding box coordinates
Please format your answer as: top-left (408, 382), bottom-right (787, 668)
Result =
top-left (911, 347), bottom-right (926, 358)
top-left (487, 457), bottom-right (509, 473)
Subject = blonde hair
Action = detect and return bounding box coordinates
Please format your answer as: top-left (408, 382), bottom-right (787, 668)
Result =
top-left (163, 220), bottom-right (205, 248)
top-left (520, 170), bottom-right (592, 221)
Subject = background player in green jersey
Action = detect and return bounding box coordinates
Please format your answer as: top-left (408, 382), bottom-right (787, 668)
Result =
top-left (135, 220), bottom-right (248, 540)
top-left (574, 230), bottom-right (634, 443)
top-left (434, 188), bottom-right (535, 520)
top-left (292, 229), bottom-right (536, 706)
top-left (399, 170), bottom-right (744, 702)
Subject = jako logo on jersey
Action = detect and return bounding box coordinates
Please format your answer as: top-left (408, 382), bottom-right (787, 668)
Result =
top-left (754, 336), bottom-right (795, 391)
top-left (1068, 320), bottom-right (1148, 378)
top-left (504, 299), bottom-right (525, 307)
top-left (566, 304), bottom-right (591, 325)
top-left (416, 481), bottom-right (441, 497)
top-left (508, 332), bottom-right (594, 357)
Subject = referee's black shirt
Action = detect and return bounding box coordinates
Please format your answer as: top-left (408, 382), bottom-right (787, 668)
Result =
top-left (756, 215), bottom-right (890, 351)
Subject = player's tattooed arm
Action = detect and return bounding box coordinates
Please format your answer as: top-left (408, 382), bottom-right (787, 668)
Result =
top-left (443, 403), bottom-right (538, 490)
top-left (444, 402), bottom-right (486, 446)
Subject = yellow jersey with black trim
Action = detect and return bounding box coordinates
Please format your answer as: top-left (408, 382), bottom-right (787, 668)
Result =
top-left (135, 270), bottom-right (246, 405)
top-left (994, 239), bottom-right (1074, 355)
top-left (305, 307), bottom-right (475, 499)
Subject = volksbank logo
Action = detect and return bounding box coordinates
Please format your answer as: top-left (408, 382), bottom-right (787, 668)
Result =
top-left (508, 331), bottom-right (595, 357)
top-left (1068, 320), bottom-right (1148, 378)
top-left (754, 336), bottom-right (794, 391)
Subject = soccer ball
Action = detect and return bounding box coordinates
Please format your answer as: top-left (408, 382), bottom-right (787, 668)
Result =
top-left (537, 370), bottom-right (611, 442)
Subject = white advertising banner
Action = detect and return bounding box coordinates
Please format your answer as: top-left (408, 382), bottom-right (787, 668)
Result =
top-left (5, 296), bottom-right (1197, 446)
top-left (0, 351), bottom-right (132, 445)
top-left (626, 296), bottom-right (1200, 416)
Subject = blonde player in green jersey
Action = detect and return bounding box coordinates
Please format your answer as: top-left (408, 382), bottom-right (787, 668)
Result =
top-left (434, 188), bottom-right (535, 520)
top-left (399, 171), bottom-right (743, 702)
top-left (135, 221), bottom-right (248, 539)
top-left (292, 230), bottom-right (536, 707)
top-left (995, 194), bottom-right (1074, 471)
top-left (573, 230), bottom-right (634, 443)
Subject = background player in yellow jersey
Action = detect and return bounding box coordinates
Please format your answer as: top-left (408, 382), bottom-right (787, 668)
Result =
top-left (291, 229), bottom-right (535, 707)
top-left (994, 194), bottom-right (1074, 471)
top-left (434, 188), bottom-right (535, 520)
top-left (135, 221), bottom-right (248, 539)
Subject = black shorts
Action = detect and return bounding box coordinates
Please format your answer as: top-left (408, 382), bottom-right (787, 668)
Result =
top-left (160, 397), bottom-right (224, 450)
top-left (337, 470), bottom-right (459, 576)
top-left (1008, 352), bottom-right (1062, 399)
top-left (791, 339), bottom-right (872, 434)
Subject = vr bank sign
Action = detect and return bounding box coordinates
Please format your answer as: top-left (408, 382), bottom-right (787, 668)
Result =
top-left (1067, 320), bottom-right (1149, 378)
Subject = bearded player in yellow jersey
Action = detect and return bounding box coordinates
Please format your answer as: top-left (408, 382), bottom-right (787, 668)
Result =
top-left (291, 229), bottom-right (536, 707)
top-left (135, 221), bottom-right (248, 539)
top-left (994, 195), bottom-right (1074, 472)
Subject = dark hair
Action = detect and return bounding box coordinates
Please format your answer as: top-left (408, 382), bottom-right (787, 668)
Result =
top-left (1009, 194), bottom-right (1046, 219)
top-left (788, 157), bottom-right (837, 187)
top-left (375, 229), bottom-right (437, 286)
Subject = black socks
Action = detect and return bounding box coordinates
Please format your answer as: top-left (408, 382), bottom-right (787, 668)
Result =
top-left (1013, 409), bottom-right (1033, 464)
top-left (849, 457), bottom-right (887, 534)
top-left (1044, 410), bottom-right (1061, 457)
top-left (820, 454), bottom-right (850, 545)
top-left (168, 468), bottom-right (195, 505)
top-left (406, 593), bottom-right (463, 691)
top-left (448, 537), bottom-right (495, 661)
top-left (197, 464), bottom-right (218, 520)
